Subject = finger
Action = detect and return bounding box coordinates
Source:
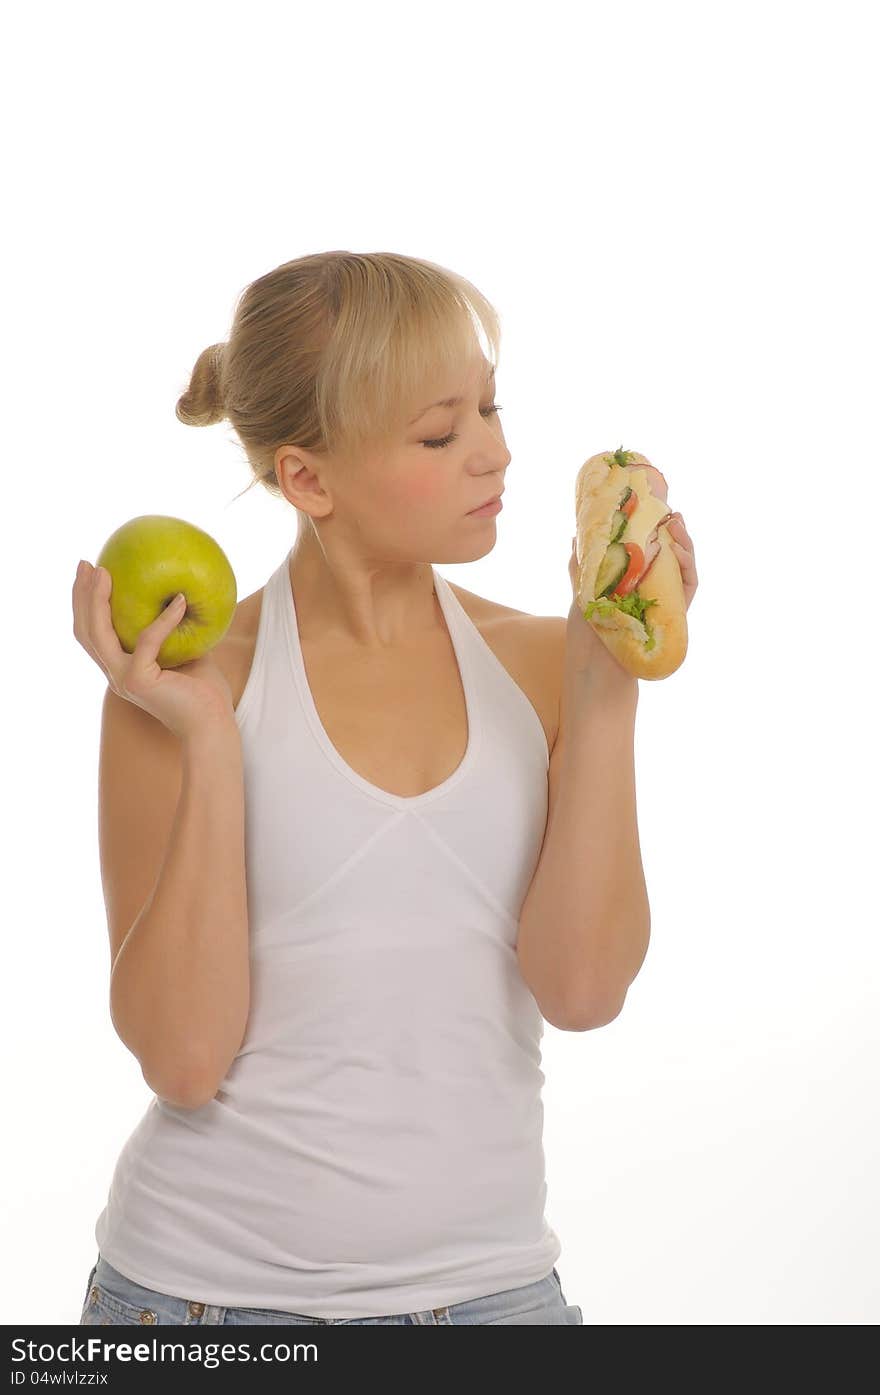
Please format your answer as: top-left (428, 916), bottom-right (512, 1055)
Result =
top-left (80, 566), bottom-right (131, 685)
top-left (72, 561), bottom-right (110, 662)
top-left (669, 536), bottom-right (694, 561)
top-left (72, 559), bottom-right (92, 622)
top-left (667, 520), bottom-right (694, 559)
top-left (670, 541), bottom-right (698, 583)
top-left (130, 582), bottom-right (188, 654)
top-left (88, 564), bottom-right (150, 681)
top-left (118, 578), bottom-right (187, 687)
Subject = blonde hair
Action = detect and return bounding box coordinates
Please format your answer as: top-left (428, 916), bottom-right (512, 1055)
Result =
top-left (175, 250), bottom-right (502, 508)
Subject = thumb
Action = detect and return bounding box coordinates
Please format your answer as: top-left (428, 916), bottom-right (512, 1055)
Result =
top-left (160, 593), bottom-right (187, 626)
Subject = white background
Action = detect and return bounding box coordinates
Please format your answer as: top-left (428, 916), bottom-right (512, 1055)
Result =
top-left (3, 0), bottom-right (877, 1325)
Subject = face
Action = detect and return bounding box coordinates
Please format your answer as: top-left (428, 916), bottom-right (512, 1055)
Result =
top-left (364, 353), bottom-right (512, 563)
top-left (281, 354), bottom-right (511, 566)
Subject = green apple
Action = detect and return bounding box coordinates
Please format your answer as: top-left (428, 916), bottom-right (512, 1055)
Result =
top-left (95, 515), bottom-right (237, 669)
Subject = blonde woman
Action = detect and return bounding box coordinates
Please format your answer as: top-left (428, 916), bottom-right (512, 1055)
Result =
top-left (72, 250), bottom-right (697, 1326)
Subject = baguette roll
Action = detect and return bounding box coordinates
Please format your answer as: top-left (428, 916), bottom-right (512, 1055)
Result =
top-left (574, 446), bottom-right (688, 680)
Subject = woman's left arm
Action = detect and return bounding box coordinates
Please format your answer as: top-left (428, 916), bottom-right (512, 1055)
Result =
top-left (515, 514), bottom-right (698, 1030)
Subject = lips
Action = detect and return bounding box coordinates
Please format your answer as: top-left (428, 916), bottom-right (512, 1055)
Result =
top-left (470, 490), bottom-right (504, 512)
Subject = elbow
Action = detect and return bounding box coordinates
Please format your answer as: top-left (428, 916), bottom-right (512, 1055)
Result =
top-left (142, 1061), bottom-right (220, 1111)
top-left (553, 971), bottom-right (629, 1030)
top-left (532, 986), bottom-right (625, 1032)
top-left (174, 1080), bottom-right (219, 1110)
top-left (561, 934), bottom-right (649, 1030)
top-left (560, 991), bottom-right (626, 1031)
top-left (520, 963), bottom-right (627, 1033)
top-left (138, 1027), bottom-right (245, 1109)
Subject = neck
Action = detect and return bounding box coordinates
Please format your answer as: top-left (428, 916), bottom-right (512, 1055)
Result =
top-left (287, 526), bottom-right (439, 651)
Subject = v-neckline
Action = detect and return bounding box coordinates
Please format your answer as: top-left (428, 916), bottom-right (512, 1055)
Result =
top-left (281, 550), bottom-right (482, 811)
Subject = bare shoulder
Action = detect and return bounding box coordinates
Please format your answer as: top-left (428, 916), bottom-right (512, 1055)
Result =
top-left (210, 587), bottom-right (263, 711)
top-left (446, 581), bottom-right (567, 752)
top-left (446, 578), bottom-right (566, 648)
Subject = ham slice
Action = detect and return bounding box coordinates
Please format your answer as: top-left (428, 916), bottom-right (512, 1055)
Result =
top-left (640, 465), bottom-right (669, 502)
top-left (632, 510), bottom-right (674, 587)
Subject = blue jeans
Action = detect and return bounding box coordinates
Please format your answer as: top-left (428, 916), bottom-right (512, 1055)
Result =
top-left (79, 1253), bottom-right (583, 1326)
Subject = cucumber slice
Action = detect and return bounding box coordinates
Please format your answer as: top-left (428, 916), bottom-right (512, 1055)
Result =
top-left (609, 509), bottom-right (627, 544)
top-left (594, 542), bottom-right (629, 598)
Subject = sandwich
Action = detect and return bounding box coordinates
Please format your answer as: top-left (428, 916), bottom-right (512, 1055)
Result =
top-left (573, 445), bottom-right (688, 680)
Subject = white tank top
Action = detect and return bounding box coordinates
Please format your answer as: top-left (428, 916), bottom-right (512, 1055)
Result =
top-left (94, 545), bottom-right (562, 1320)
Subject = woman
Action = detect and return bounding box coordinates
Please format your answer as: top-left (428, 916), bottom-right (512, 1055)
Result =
top-left (73, 250), bottom-right (697, 1326)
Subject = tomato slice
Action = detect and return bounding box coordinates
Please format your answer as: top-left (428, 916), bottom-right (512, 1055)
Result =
top-left (612, 541), bottom-right (644, 597)
top-left (621, 490), bottom-right (639, 520)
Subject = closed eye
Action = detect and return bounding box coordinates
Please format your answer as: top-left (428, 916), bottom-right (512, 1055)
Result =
top-left (421, 405), bottom-right (503, 450)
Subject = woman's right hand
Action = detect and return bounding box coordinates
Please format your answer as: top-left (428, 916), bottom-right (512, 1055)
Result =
top-left (72, 559), bottom-right (238, 741)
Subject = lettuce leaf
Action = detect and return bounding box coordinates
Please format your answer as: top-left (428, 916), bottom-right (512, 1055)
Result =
top-left (583, 590), bottom-right (659, 651)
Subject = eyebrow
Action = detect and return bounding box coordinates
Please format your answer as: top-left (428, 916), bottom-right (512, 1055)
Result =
top-left (409, 364), bottom-right (495, 423)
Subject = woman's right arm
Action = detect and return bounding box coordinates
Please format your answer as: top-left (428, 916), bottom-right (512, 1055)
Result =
top-left (106, 711), bottom-right (249, 1109)
top-left (72, 558), bottom-right (250, 1109)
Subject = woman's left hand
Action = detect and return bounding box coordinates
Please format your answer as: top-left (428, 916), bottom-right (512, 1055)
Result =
top-left (664, 512), bottom-right (698, 612)
top-left (566, 512), bottom-right (698, 686)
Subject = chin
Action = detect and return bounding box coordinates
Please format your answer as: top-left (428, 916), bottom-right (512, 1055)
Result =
top-left (433, 533), bottom-right (498, 566)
